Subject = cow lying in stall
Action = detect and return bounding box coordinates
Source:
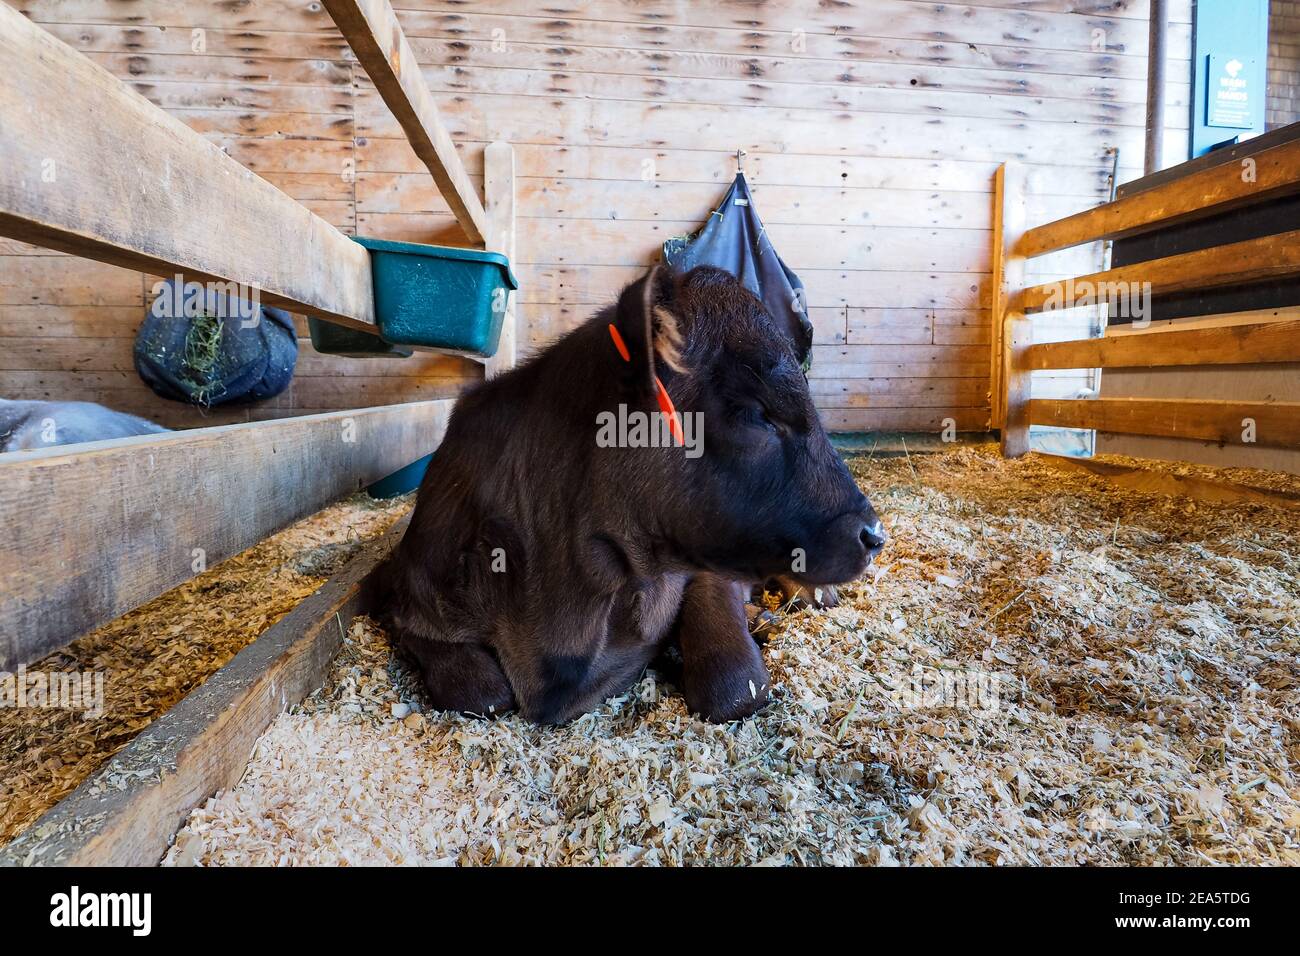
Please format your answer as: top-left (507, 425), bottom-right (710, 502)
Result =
top-left (373, 266), bottom-right (885, 724)
top-left (0, 399), bottom-right (168, 453)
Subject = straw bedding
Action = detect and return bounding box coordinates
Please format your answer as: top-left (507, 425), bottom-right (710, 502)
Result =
top-left (0, 494), bottom-right (410, 846)
top-left (153, 445), bottom-right (1299, 866)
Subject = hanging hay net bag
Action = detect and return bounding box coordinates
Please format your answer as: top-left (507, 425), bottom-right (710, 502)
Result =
top-left (134, 278), bottom-right (298, 407)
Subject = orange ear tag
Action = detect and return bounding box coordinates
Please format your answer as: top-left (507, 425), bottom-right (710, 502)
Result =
top-left (655, 376), bottom-right (686, 447)
top-left (609, 323), bottom-right (685, 448)
top-left (608, 324), bottom-right (631, 362)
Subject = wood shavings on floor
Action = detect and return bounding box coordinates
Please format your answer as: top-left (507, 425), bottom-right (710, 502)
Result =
top-left (160, 445), bottom-right (1299, 865)
top-left (0, 494), bottom-right (411, 847)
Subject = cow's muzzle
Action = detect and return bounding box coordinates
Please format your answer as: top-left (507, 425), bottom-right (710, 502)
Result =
top-left (802, 501), bottom-right (887, 584)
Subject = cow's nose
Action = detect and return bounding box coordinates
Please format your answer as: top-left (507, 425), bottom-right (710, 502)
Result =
top-left (860, 516), bottom-right (886, 554)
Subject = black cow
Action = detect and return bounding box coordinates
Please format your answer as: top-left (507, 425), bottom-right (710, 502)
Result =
top-left (372, 266), bottom-right (884, 723)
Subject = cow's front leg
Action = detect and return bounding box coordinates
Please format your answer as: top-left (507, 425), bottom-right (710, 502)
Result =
top-left (677, 573), bottom-right (770, 722)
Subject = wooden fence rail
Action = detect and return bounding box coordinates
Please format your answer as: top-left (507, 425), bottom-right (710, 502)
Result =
top-left (993, 153), bottom-right (1300, 458)
top-left (1019, 230), bottom-right (1300, 313)
top-left (1024, 318), bottom-right (1300, 370)
top-left (0, 3), bottom-right (376, 331)
top-left (0, 402), bottom-right (450, 671)
top-left (1017, 137), bottom-right (1300, 257)
top-left (1025, 398), bottom-right (1300, 448)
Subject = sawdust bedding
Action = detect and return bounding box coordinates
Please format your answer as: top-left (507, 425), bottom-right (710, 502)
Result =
top-left (156, 444), bottom-right (1299, 866)
top-left (0, 494), bottom-right (411, 847)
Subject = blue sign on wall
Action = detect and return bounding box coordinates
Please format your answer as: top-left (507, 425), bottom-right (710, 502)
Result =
top-left (1191, 0), bottom-right (1269, 157)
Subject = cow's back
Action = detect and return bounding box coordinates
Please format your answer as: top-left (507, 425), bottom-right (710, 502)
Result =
top-left (0, 399), bottom-right (169, 453)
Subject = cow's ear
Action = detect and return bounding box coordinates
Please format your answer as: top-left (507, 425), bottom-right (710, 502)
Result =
top-left (612, 265), bottom-right (684, 392)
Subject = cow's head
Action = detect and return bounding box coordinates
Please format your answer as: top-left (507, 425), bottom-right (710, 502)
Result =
top-left (604, 265), bottom-right (884, 584)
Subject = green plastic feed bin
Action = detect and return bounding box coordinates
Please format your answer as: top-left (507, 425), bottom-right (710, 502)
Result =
top-left (364, 237), bottom-right (518, 357)
top-left (307, 320), bottom-right (414, 359)
top-left (366, 452), bottom-right (433, 499)
top-left (307, 237), bottom-right (518, 359)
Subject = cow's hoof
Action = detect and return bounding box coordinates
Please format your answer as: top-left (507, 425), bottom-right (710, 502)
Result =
top-left (746, 603), bottom-right (779, 642)
top-left (684, 652), bottom-right (770, 722)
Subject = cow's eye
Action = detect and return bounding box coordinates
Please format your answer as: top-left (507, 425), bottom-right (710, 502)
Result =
top-left (737, 403), bottom-right (773, 432)
top-left (750, 403), bottom-right (788, 437)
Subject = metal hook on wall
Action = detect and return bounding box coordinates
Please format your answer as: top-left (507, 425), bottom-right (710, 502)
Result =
top-left (736, 148), bottom-right (746, 175)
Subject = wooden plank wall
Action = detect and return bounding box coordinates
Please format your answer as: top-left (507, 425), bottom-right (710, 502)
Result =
top-left (1, 0), bottom-right (1192, 433)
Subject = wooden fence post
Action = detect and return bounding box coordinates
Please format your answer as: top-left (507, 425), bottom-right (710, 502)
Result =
top-left (991, 162), bottom-right (1030, 456)
top-left (484, 142), bottom-right (518, 378)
